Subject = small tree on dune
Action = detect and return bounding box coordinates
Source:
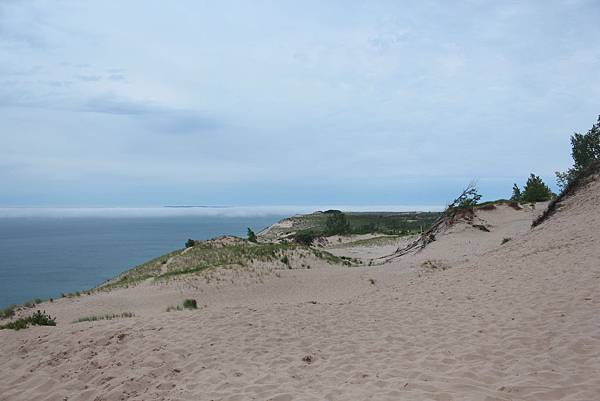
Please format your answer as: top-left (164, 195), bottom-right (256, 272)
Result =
top-left (520, 174), bottom-right (554, 202)
top-left (247, 228), bottom-right (257, 243)
top-left (510, 183), bottom-right (522, 202)
top-left (556, 114), bottom-right (600, 190)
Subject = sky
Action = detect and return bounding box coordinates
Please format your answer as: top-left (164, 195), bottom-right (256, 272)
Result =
top-left (1, 0), bottom-right (599, 208)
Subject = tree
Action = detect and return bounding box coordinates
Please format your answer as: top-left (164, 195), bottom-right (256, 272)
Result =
top-left (521, 174), bottom-right (553, 202)
top-left (448, 181), bottom-right (481, 210)
top-left (247, 228), bottom-right (257, 243)
top-left (510, 183), bottom-right (522, 202)
top-left (325, 212), bottom-right (350, 236)
top-left (185, 238), bottom-right (195, 248)
top-left (555, 114), bottom-right (600, 190)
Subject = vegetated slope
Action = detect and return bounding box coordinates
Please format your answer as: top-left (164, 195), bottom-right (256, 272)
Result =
top-left (258, 211), bottom-right (441, 241)
top-left (96, 236), bottom-right (357, 291)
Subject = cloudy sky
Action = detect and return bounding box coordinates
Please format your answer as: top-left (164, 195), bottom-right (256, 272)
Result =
top-left (1, 0), bottom-right (599, 207)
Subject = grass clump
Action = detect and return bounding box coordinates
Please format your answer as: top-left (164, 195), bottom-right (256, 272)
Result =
top-left (74, 312), bottom-right (135, 323)
top-left (0, 310), bottom-right (56, 331)
top-left (183, 299), bottom-right (198, 309)
top-left (167, 299), bottom-right (198, 312)
top-left (0, 305), bottom-right (16, 319)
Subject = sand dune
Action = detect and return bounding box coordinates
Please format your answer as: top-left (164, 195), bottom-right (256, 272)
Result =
top-left (1, 175), bottom-right (599, 400)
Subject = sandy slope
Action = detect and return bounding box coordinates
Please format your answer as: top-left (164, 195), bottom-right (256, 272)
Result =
top-left (1, 180), bottom-right (599, 400)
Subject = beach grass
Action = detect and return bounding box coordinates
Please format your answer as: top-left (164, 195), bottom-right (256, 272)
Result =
top-left (0, 310), bottom-right (56, 330)
top-left (73, 312), bottom-right (135, 323)
top-left (98, 240), bottom-right (357, 290)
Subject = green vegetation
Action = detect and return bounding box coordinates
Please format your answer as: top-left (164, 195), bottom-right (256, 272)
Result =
top-left (0, 305), bottom-right (16, 319)
top-left (453, 182), bottom-right (482, 209)
top-left (292, 231), bottom-right (317, 245)
top-left (183, 299), bottom-right (198, 309)
top-left (442, 182), bottom-right (482, 219)
top-left (167, 299), bottom-right (199, 312)
top-left (185, 238), bottom-right (195, 248)
top-left (247, 228), bottom-right (257, 243)
top-left (98, 240), bottom-right (353, 290)
top-left (330, 235), bottom-right (403, 248)
top-left (511, 184), bottom-right (522, 202)
top-left (74, 312), bottom-right (135, 323)
top-left (534, 160), bottom-right (600, 227)
top-left (511, 174), bottom-right (554, 203)
top-left (282, 211), bottom-right (441, 243)
top-left (556, 115), bottom-right (600, 190)
top-left (0, 310), bottom-right (56, 331)
top-left (508, 175), bottom-right (553, 204)
top-left (324, 211), bottom-right (350, 235)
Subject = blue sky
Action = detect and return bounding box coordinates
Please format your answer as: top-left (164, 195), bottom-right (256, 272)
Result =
top-left (1, 0), bottom-right (599, 207)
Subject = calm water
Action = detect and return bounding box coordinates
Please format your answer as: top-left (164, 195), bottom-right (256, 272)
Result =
top-left (0, 214), bottom-right (285, 308)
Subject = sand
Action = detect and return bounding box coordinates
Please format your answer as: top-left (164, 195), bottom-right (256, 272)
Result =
top-left (1, 179), bottom-right (599, 400)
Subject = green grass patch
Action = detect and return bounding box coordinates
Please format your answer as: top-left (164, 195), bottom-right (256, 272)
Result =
top-left (98, 237), bottom-right (361, 290)
top-left (0, 305), bottom-right (16, 319)
top-left (331, 235), bottom-right (406, 248)
top-left (0, 310), bottom-right (56, 330)
top-left (73, 312), bottom-right (135, 323)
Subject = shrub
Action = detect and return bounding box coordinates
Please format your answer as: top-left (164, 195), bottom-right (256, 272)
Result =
top-left (247, 228), bottom-right (257, 243)
top-left (501, 237), bottom-right (512, 244)
top-left (0, 310), bottom-right (56, 331)
top-left (534, 160), bottom-right (600, 227)
top-left (447, 182), bottom-right (481, 213)
top-left (292, 231), bottom-right (317, 246)
top-left (281, 255), bottom-right (289, 266)
top-left (0, 305), bottom-right (16, 319)
top-left (556, 114), bottom-right (600, 190)
top-left (183, 299), bottom-right (198, 309)
top-left (520, 174), bottom-right (554, 202)
top-left (510, 183), bottom-right (522, 201)
top-left (185, 239), bottom-right (195, 248)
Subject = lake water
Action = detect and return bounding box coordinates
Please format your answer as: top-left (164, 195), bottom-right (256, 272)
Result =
top-left (0, 210), bottom-right (287, 308)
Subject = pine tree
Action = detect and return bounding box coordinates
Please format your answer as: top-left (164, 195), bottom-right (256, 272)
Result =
top-left (521, 174), bottom-right (553, 202)
top-left (247, 228), bottom-right (257, 243)
top-left (555, 114), bottom-right (600, 190)
top-left (510, 183), bottom-right (522, 202)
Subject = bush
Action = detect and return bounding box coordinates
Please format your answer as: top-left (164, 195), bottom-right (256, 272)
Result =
top-left (0, 310), bottom-right (56, 331)
top-left (247, 228), bottom-right (257, 243)
top-left (556, 114), bottom-right (600, 190)
top-left (185, 239), bottom-right (195, 248)
top-left (292, 231), bottom-right (317, 246)
top-left (446, 182), bottom-right (481, 214)
top-left (510, 183), bottom-right (522, 201)
top-left (183, 299), bottom-right (198, 309)
top-left (520, 174), bottom-right (554, 202)
top-left (0, 305), bottom-right (16, 319)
